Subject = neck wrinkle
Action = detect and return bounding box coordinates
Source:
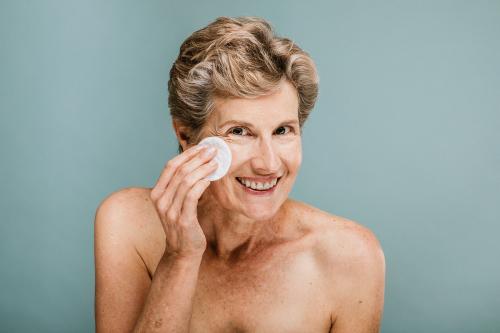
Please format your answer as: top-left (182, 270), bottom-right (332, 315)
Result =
top-left (197, 195), bottom-right (286, 262)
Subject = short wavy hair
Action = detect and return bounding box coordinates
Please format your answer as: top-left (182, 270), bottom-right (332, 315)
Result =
top-left (168, 16), bottom-right (319, 153)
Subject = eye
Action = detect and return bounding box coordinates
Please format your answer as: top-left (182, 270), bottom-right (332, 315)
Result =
top-left (228, 127), bottom-right (250, 136)
top-left (275, 126), bottom-right (292, 135)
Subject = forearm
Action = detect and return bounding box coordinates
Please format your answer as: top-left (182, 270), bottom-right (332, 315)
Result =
top-left (132, 253), bottom-right (203, 333)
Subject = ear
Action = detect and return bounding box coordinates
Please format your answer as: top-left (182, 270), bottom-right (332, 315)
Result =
top-left (172, 119), bottom-right (192, 151)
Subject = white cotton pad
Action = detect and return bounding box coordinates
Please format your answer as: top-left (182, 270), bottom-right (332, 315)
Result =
top-left (197, 136), bottom-right (232, 181)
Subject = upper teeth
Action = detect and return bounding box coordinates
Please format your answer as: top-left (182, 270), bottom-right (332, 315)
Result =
top-left (237, 177), bottom-right (279, 190)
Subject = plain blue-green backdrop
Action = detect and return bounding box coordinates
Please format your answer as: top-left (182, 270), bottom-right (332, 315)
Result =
top-left (1, 0), bottom-right (499, 332)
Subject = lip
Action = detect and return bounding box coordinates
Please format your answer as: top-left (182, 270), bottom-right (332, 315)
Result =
top-left (236, 177), bottom-right (281, 196)
top-left (236, 176), bottom-right (281, 182)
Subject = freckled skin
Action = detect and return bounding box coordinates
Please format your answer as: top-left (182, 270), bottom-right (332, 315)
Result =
top-left (131, 188), bottom-right (383, 332)
top-left (154, 319), bottom-right (162, 328)
top-left (138, 198), bottom-right (340, 332)
top-left (127, 79), bottom-right (384, 332)
top-left (197, 79), bottom-right (302, 226)
top-left (178, 79), bottom-right (331, 331)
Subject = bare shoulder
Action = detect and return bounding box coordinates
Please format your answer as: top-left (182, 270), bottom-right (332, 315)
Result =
top-left (94, 187), bottom-right (163, 332)
top-left (289, 199), bottom-right (386, 329)
top-left (95, 187), bottom-right (166, 276)
top-left (96, 187), bottom-right (156, 230)
top-left (97, 186), bottom-right (153, 211)
top-left (288, 199), bottom-right (385, 275)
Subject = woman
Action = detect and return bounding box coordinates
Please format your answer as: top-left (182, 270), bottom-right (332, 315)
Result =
top-left (94, 16), bottom-right (385, 333)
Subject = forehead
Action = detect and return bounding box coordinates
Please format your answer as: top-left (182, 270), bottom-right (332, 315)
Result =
top-left (211, 79), bottom-right (299, 125)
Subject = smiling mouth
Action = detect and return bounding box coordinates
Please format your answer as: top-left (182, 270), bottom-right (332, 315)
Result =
top-left (235, 177), bottom-right (282, 191)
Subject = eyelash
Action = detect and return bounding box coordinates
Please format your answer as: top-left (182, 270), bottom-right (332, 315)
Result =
top-left (228, 126), bottom-right (293, 136)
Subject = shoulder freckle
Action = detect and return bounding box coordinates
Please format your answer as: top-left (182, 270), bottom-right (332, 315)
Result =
top-left (337, 218), bottom-right (382, 251)
top-left (289, 201), bottom-right (383, 257)
top-left (321, 214), bottom-right (382, 255)
top-left (340, 222), bottom-right (385, 277)
top-left (96, 187), bottom-right (155, 230)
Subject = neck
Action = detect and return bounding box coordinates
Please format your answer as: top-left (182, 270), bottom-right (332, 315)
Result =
top-left (196, 196), bottom-right (287, 262)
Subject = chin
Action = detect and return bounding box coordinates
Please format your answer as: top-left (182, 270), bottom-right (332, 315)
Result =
top-left (241, 201), bottom-right (283, 221)
top-left (209, 179), bottom-right (290, 220)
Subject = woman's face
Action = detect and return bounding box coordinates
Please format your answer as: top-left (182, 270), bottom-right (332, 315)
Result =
top-left (203, 79), bottom-right (302, 221)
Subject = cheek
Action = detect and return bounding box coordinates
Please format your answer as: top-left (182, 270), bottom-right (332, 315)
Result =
top-left (225, 144), bottom-right (251, 172)
top-left (224, 140), bottom-right (302, 172)
top-left (208, 180), bottom-right (233, 202)
top-left (284, 142), bottom-right (302, 170)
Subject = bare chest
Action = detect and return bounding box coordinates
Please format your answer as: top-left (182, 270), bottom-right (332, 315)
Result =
top-left (189, 248), bottom-right (333, 333)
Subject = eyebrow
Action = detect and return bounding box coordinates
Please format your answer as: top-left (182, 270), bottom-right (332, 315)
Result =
top-left (218, 119), bottom-right (299, 128)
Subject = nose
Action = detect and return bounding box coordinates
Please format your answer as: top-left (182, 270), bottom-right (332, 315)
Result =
top-left (251, 137), bottom-right (281, 174)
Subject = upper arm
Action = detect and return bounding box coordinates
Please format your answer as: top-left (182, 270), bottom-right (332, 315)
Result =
top-left (330, 224), bottom-right (386, 333)
top-left (94, 188), bottom-right (153, 333)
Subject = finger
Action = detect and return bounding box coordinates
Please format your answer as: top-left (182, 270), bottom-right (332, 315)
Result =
top-left (168, 159), bottom-right (218, 219)
top-left (151, 145), bottom-right (206, 201)
top-left (180, 177), bottom-right (213, 222)
top-left (156, 147), bottom-right (217, 216)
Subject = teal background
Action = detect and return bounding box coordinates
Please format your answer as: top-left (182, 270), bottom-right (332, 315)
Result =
top-left (1, 0), bottom-right (499, 332)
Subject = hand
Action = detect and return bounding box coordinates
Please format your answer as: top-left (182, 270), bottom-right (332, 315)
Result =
top-left (150, 145), bottom-right (218, 259)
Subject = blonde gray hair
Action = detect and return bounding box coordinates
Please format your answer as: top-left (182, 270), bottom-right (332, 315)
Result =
top-left (168, 16), bottom-right (319, 153)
